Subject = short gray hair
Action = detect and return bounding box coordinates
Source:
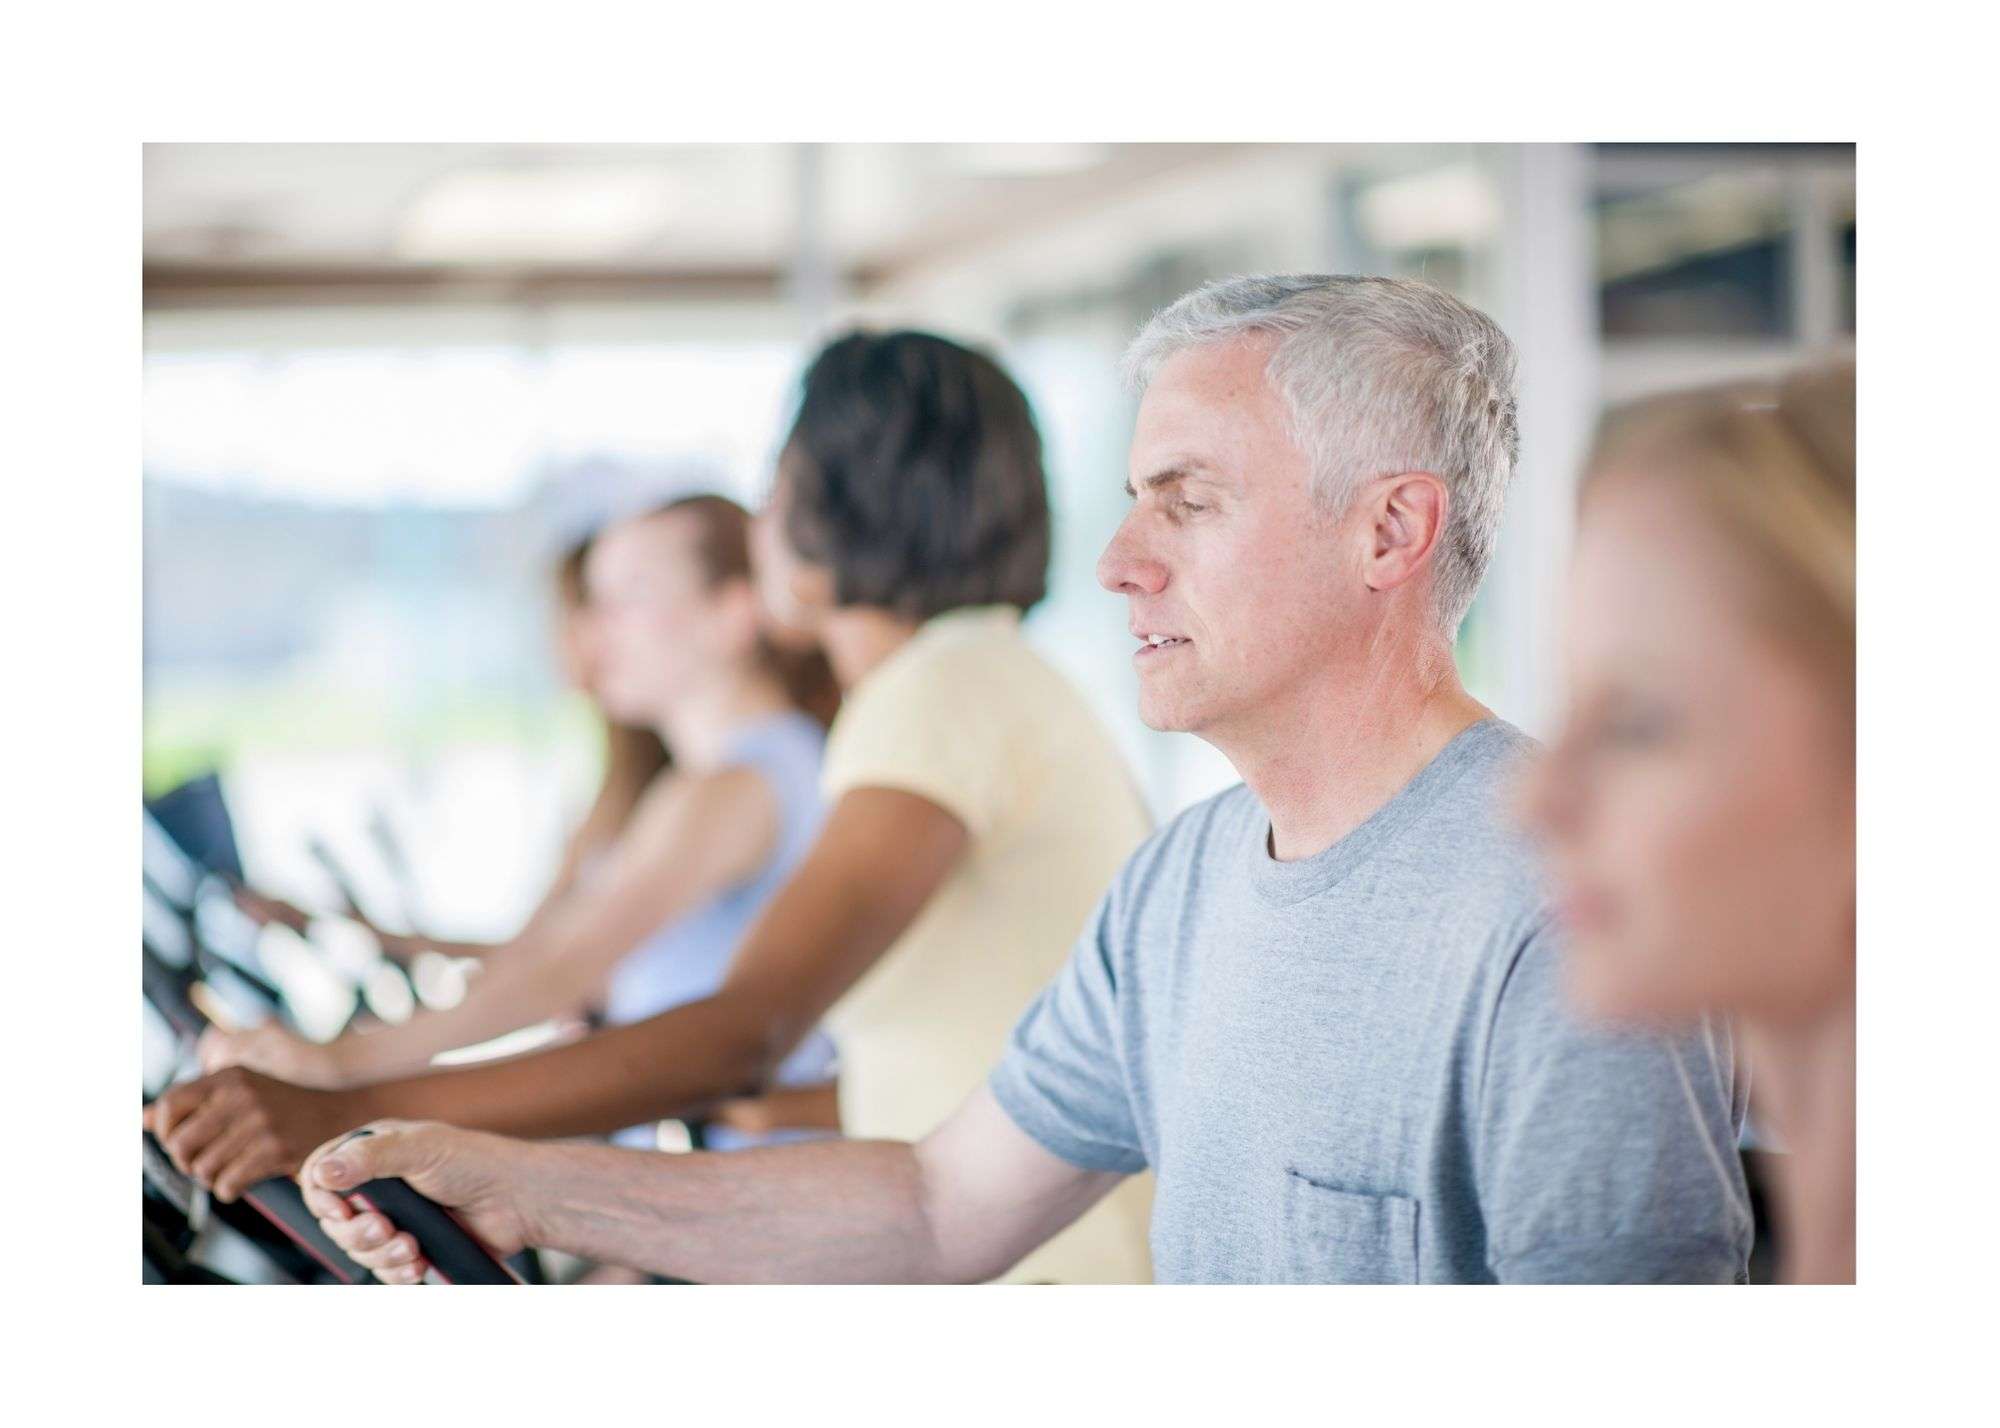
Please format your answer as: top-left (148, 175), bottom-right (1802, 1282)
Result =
top-left (1123, 274), bottom-right (1521, 636)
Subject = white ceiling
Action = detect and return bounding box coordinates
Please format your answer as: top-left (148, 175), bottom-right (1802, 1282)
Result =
top-left (143, 143), bottom-right (1226, 280)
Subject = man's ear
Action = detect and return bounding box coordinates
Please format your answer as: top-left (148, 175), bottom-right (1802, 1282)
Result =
top-left (1363, 472), bottom-right (1450, 595)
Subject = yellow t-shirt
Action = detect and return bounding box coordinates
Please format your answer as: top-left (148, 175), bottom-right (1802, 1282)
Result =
top-left (822, 605), bottom-right (1156, 1283)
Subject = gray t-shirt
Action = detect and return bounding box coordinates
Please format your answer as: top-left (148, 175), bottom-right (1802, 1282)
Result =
top-left (989, 719), bottom-right (1752, 1283)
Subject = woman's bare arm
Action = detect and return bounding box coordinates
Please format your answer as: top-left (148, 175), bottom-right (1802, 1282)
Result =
top-left (346, 786), bottom-right (965, 1135)
top-left (319, 767), bottom-right (779, 1081)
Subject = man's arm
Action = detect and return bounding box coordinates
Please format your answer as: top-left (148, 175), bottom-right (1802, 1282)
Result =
top-left (304, 1086), bottom-right (1122, 1285)
top-left (148, 786), bottom-right (967, 1197)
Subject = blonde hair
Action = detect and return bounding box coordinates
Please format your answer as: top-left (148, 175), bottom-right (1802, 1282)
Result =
top-left (1583, 358), bottom-right (1855, 696)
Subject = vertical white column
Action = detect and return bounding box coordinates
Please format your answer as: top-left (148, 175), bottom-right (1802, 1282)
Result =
top-left (1790, 166), bottom-right (1842, 349)
top-left (789, 142), bottom-right (837, 338)
top-left (1485, 142), bottom-right (1599, 737)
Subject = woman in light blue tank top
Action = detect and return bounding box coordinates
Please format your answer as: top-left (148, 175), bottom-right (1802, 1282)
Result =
top-left (600, 707), bottom-right (835, 1149)
top-left (202, 497), bottom-right (843, 1155)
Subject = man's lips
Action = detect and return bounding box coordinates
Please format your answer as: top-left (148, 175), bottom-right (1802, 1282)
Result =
top-left (1133, 633), bottom-right (1191, 659)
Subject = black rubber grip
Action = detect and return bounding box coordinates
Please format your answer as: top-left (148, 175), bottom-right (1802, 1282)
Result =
top-left (240, 1176), bottom-right (379, 1284)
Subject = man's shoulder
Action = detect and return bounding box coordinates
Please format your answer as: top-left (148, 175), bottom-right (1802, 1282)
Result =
top-left (1150, 779), bottom-right (1261, 854)
top-left (1405, 719), bottom-right (1550, 912)
top-left (1102, 781), bottom-right (1257, 902)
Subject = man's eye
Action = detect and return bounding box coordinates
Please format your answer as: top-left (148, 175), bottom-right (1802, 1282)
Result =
top-left (1173, 499), bottom-right (1207, 517)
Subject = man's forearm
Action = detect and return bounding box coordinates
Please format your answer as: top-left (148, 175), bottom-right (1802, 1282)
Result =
top-left (512, 1137), bottom-right (960, 1283)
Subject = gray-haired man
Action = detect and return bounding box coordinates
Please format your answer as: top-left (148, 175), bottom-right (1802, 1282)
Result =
top-left (304, 276), bottom-right (1752, 1284)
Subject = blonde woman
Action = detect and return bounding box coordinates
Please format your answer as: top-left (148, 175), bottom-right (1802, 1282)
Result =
top-left (1519, 360), bottom-right (1855, 1283)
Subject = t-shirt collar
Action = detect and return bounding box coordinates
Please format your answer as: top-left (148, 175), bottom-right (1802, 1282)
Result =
top-left (1244, 718), bottom-right (1510, 907)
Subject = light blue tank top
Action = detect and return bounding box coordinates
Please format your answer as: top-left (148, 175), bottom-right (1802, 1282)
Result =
top-left (602, 710), bottom-right (838, 1150)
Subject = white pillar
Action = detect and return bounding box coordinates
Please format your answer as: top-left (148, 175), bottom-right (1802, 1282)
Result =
top-left (1789, 166), bottom-right (1842, 349)
top-left (1484, 143), bottom-right (1598, 737)
top-left (789, 143), bottom-right (837, 338)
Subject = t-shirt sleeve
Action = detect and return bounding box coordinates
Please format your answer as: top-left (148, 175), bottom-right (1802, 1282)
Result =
top-left (986, 890), bottom-right (1147, 1175)
top-left (1476, 926), bottom-right (1754, 1284)
top-left (821, 645), bottom-right (1012, 841)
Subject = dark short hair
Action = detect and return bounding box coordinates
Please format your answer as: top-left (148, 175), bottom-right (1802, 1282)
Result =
top-left (780, 330), bottom-right (1051, 621)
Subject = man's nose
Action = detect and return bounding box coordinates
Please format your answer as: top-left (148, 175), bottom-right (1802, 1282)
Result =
top-left (1097, 512), bottom-right (1167, 596)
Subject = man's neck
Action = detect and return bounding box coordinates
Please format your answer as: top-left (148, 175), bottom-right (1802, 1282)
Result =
top-left (1217, 635), bottom-right (1491, 862)
top-left (819, 607), bottom-right (924, 691)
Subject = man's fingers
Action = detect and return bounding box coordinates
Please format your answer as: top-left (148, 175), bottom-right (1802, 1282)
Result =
top-left (341, 1209), bottom-right (398, 1252)
top-left (364, 1231), bottom-right (428, 1284)
top-left (323, 1213), bottom-right (429, 1284)
top-left (320, 1207), bottom-right (375, 1256)
top-left (376, 1233), bottom-right (426, 1281)
top-left (303, 1119), bottom-right (471, 1282)
top-left (373, 1237), bottom-right (428, 1285)
top-left (299, 1175), bottom-right (352, 1225)
top-left (308, 1121), bottom-right (417, 1192)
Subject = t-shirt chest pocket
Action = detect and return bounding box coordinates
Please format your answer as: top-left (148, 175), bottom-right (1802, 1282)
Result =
top-left (1278, 1170), bottom-right (1421, 1283)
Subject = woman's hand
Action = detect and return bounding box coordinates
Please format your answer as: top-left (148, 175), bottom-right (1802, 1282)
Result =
top-left (199, 1024), bottom-right (349, 1090)
top-left (710, 1081), bottom-right (842, 1137)
top-left (143, 1068), bottom-right (363, 1202)
top-left (301, 1121), bottom-right (536, 1284)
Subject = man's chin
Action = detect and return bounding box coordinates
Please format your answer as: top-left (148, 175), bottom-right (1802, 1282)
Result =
top-left (1135, 694), bottom-right (1200, 735)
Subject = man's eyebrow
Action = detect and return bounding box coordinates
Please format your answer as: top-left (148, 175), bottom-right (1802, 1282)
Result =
top-left (1121, 463), bottom-right (1209, 499)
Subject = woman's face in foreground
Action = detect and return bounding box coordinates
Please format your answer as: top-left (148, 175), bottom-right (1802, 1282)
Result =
top-left (1518, 472), bottom-right (1854, 1027)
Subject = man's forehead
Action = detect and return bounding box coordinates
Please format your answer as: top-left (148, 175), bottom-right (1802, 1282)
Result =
top-left (1132, 381), bottom-right (1252, 454)
top-left (1128, 343), bottom-right (1298, 486)
top-left (1136, 337), bottom-right (1282, 427)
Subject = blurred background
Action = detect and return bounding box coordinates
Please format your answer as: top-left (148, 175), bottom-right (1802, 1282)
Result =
top-left (143, 141), bottom-right (1855, 948)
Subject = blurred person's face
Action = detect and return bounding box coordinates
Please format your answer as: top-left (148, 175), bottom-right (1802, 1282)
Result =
top-left (584, 512), bottom-right (756, 725)
top-left (1517, 472), bottom-right (1855, 1025)
top-left (1098, 337), bottom-right (1358, 743)
top-left (750, 464), bottom-right (838, 641)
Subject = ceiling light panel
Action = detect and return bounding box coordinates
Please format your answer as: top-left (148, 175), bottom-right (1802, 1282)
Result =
top-left (397, 164), bottom-right (689, 264)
